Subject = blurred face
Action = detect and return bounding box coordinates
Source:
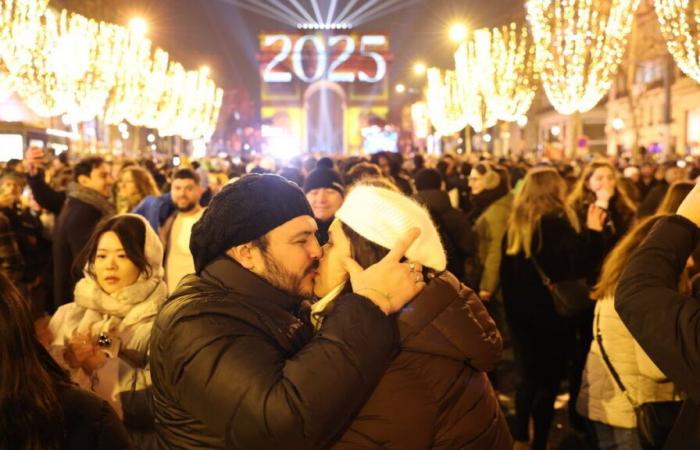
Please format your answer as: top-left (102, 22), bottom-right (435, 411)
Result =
top-left (93, 231), bottom-right (140, 294)
top-left (171, 177), bottom-right (201, 212)
top-left (640, 165), bottom-right (654, 178)
top-left (469, 170), bottom-right (485, 195)
top-left (378, 157), bottom-right (391, 177)
top-left (118, 171), bottom-right (139, 199)
top-left (249, 216), bottom-right (322, 299)
top-left (588, 166), bottom-right (616, 194)
top-left (306, 188), bottom-right (344, 221)
top-left (79, 163), bottom-right (115, 198)
top-left (0, 178), bottom-right (22, 203)
top-left (315, 219), bottom-right (352, 298)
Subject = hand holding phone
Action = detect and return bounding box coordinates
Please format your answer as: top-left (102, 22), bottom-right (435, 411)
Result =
top-left (24, 146), bottom-right (45, 176)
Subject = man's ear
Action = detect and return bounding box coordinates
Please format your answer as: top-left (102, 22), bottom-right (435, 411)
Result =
top-left (77, 174), bottom-right (91, 188)
top-left (226, 243), bottom-right (256, 270)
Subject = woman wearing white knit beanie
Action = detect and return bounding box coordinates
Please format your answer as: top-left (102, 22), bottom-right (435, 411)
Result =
top-left (312, 184), bottom-right (512, 450)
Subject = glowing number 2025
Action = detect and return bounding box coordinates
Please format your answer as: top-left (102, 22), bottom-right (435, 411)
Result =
top-left (328, 35), bottom-right (355, 82)
top-left (263, 35), bottom-right (292, 82)
top-left (292, 35), bottom-right (327, 83)
top-left (262, 34), bottom-right (386, 83)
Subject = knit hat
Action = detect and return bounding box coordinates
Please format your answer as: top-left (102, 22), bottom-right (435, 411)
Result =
top-left (303, 168), bottom-right (344, 196)
top-left (190, 174), bottom-right (313, 273)
top-left (335, 185), bottom-right (446, 271)
top-left (413, 168), bottom-right (443, 191)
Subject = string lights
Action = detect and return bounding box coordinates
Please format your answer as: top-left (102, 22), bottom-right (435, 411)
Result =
top-left (654, 0), bottom-right (700, 83)
top-left (526, 0), bottom-right (639, 115)
top-left (454, 31), bottom-right (498, 132)
top-left (0, 0), bottom-right (222, 140)
top-left (426, 67), bottom-right (469, 135)
top-left (482, 23), bottom-right (538, 122)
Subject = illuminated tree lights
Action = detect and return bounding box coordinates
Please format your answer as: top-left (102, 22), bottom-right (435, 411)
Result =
top-left (426, 67), bottom-right (469, 135)
top-left (0, 0), bottom-right (223, 140)
top-left (654, 0), bottom-right (700, 83)
top-left (527, 0), bottom-right (639, 115)
top-left (450, 23), bottom-right (536, 133)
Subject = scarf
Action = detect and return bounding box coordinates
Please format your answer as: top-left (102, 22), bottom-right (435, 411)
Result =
top-left (67, 182), bottom-right (115, 217)
top-left (310, 282), bottom-right (347, 331)
top-left (467, 183), bottom-right (509, 222)
top-left (69, 275), bottom-right (168, 337)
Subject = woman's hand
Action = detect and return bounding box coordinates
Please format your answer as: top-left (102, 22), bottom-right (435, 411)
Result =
top-left (64, 334), bottom-right (94, 369)
top-left (343, 228), bottom-right (426, 315)
top-left (586, 203), bottom-right (607, 232)
top-left (81, 351), bottom-right (108, 375)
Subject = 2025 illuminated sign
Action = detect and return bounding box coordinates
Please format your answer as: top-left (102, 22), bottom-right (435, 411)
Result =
top-left (260, 34), bottom-right (388, 84)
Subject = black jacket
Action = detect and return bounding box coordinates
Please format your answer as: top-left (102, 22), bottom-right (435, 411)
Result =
top-left (150, 256), bottom-right (397, 449)
top-left (51, 196), bottom-right (104, 311)
top-left (414, 189), bottom-right (475, 282)
top-left (616, 215), bottom-right (700, 450)
top-left (60, 384), bottom-right (134, 450)
top-left (500, 213), bottom-right (605, 327)
top-left (26, 170), bottom-right (66, 215)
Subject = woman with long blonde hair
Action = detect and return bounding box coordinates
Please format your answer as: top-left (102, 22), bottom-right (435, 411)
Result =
top-left (577, 215), bottom-right (682, 450)
top-left (500, 167), bottom-right (607, 450)
top-left (116, 166), bottom-right (161, 214)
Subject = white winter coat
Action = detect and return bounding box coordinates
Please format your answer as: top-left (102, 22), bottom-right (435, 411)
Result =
top-left (576, 296), bottom-right (680, 428)
top-left (48, 214), bottom-right (167, 447)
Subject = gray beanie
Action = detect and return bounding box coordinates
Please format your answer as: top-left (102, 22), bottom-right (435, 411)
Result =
top-left (190, 174), bottom-right (313, 273)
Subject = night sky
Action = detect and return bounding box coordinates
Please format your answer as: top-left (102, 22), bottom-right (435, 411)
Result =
top-left (80, 0), bottom-right (523, 99)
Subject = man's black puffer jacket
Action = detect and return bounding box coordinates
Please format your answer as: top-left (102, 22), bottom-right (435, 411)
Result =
top-left (150, 256), bottom-right (396, 449)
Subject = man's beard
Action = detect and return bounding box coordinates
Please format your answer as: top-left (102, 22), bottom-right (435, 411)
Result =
top-left (261, 251), bottom-right (318, 299)
top-left (176, 200), bottom-right (197, 212)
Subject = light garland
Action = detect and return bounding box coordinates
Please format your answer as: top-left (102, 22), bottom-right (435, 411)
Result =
top-left (426, 67), bottom-right (469, 135)
top-left (527, 0), bottom-right (639, 115)
top-left (0, 0), bottom-right (223, 140)
top-left (654, 0), bottom-right (700, 83)
top-left (481, 23), bottom-right (538, 122)
top-left (455, 33), bottom-right (498, 132)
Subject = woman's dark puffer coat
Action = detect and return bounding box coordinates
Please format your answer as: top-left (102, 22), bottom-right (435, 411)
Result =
top-left (331, 271), bottom-right (513, 450)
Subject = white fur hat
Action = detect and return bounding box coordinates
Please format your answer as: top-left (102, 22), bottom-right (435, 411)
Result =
top-left (335, 185), bottom-right (447, 271)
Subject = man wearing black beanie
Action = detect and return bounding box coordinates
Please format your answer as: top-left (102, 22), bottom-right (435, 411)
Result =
top-left (303, 168), bottom-right (344, 245)
top-left (149, 173), bottom-right (427, 449)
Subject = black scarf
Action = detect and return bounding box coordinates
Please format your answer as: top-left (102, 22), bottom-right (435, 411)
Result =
top-left (467, 183), bottom-right (509, 222)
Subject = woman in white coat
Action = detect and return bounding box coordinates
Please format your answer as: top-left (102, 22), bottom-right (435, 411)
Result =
top-left (49, 214), bottom-right (168, 449)
top-left (577, 214), bottom-right (682, 450)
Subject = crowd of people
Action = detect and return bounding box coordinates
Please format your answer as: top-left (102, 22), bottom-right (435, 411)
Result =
top-left (2, 146), bottom-right (700, 450)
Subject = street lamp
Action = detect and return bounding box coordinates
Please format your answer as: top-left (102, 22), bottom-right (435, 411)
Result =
top-left (200, 65), bottom-right (211, 76)
top-left (129, 17), bottom-right (148, 36)
top-left (612, 117), bottom-right (624, 131)
top-left (413, 62), bottom-right (426, 77)
top-left (395, 83), bottom-right (406, 94)
top-left (449, 23), bottom-right (468, 43)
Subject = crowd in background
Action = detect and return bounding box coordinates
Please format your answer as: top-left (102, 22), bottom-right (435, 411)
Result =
top-left (2, 145), bottom-right (700, 450)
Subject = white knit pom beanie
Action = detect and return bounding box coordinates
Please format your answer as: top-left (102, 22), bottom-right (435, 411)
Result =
top-left (335, 185), bottom-right (447, 271)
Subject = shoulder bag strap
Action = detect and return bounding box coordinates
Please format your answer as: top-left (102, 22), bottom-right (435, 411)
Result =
top-left (595, 308), bottom-right (638, 408)
top-left (530, 255), bottom-right (553, 288)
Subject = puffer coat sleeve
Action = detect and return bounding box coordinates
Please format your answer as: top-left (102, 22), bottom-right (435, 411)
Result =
top-left (616, 215), bottom-right (700, 399)
top-left (153, 292), bottom-right (396, 450)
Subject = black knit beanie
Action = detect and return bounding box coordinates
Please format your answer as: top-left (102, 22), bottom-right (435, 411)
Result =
top-left (303, 168), bottom-right (344, 195)
top-left (413, 168), bottom-right (443, 191)
top-left (190, 174), bottom-right (313, 273)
